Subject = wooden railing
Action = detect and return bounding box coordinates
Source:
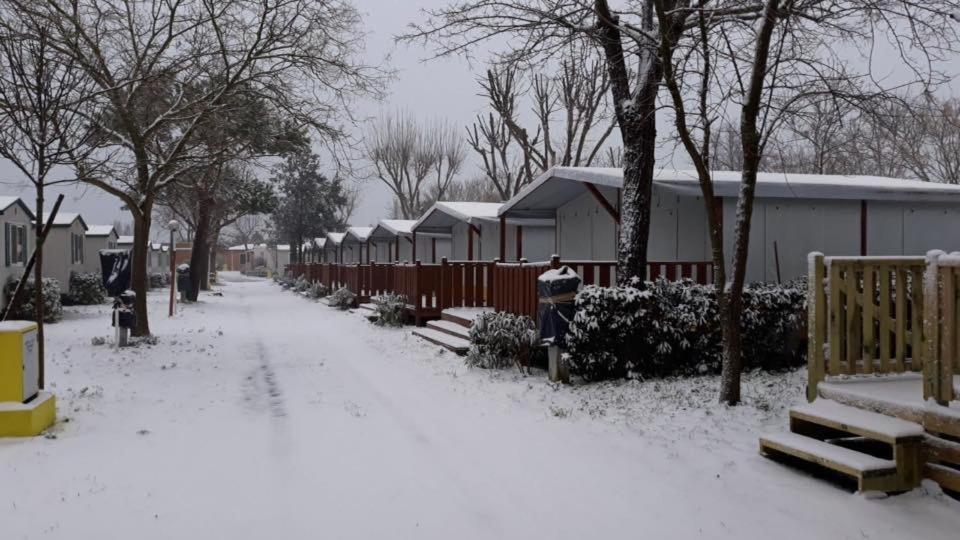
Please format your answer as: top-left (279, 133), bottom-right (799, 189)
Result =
top-left (393, 262), bottom-right (442, 324)
top-left (646, 260), bottom-right (714, 285)
top-left (923, 251), bottom-right (960, 404)
top-left (439, 259), bottom-right (494, 310)
top-left (493, 259), bottom-right (557, 320)
top-left (362, 262), bottom-right (395, 299)
top-left (806, 252), bottom-right (955, 403)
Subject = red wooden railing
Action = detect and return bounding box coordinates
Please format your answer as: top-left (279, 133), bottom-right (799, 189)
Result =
top-left (439, 259), bottom-right (495, 310)
top-left (291, 258), bottom-right (713, 324)
top-left (393, 262), bottom-right (443, 324)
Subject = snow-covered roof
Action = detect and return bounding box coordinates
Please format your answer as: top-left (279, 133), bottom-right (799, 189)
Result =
top-left (326, 232), bottom-right (346, 246)
top-left (228, 244), bottom-right (253, 251)
top-left (276, 244), bottom-right (290, 251)
top-left (343, 226), bottom-right (373, 244)
top-left (41, 211), bottom-right (87, 230)
top-left (86, 224), bottom-right (116, 237)
top-left (117, 235), bottom-right (134, 245)
top-left (500, 166), bottom-right (960, 218)
top-left (412, 202), bottom-right (503, 233)
top-left (314, 237), bottom-right (326, 249)
top-left (0, 196), bottom-right (34, 219)
top-left (371, 219), bottom-right (451, 240)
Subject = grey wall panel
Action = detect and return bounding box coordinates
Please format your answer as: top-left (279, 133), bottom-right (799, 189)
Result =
top-left (866, 202), bottom-right (904, 256)
top-left (904, 204), bottom-right (960, 255)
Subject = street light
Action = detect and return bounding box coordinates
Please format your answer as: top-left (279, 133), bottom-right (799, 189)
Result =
top-left (168, 220), bottom-right (179, 317)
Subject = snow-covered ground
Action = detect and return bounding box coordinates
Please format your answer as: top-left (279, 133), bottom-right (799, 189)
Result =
top-left (1, 273), bottom-right (957, 539)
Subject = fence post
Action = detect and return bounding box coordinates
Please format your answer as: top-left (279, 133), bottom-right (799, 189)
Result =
top-left (414, 260), bottom-right (422, 325)
top-left (807, 252), bottom-right (826, 402)
top-left (440, 257), bottom-right (448, 310)
top-left (550, 254), bottom-right (560, 270)
top-left (923, 250), bottom-right (946, 404)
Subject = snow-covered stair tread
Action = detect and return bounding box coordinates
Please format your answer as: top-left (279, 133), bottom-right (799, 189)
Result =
top-left (426, 319), bottom-right (471, 340)
top-left (411, 327), bottom-right (470, 355)
top-left (791, 400), bottom-right (924, 443)
top-left (358, 302), bottom-right (377, 312)
top-left (760, 432), bottom-right (896, 476)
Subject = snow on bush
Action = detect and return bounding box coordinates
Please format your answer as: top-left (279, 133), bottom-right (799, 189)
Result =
top-left (293, 275), bottom-right (310, 293)
top-left (3, 276), bottom-right (63, 322)
top-left (328, 287), bottom-right (356, 310)
top-left (372, 293), bottom-right (407, 326)
top-left (307, 281), bottom-right (328, 299)
top-left (64, 272), bottom-right (107, 305)
top-left (149, 272), bottom-right (169, 289)
top-left (565, 278), bottom-right (806, 381)
top-left (466, 312), bottom-right (543, 370)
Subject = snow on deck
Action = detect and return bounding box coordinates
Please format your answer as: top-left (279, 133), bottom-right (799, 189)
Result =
top-left (441, 306), bottom-right (494, 322)
top-left (2, 279), bottom-right (958, 539)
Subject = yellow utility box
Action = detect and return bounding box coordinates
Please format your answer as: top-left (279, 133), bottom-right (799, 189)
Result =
top-left (0, 320), bottom-right (55, 437)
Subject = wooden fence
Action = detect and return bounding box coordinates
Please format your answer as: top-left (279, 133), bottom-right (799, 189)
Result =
top-left (393, 262), bottom-right (443, 324)
top-left (807, 251), bottom-right (956, 404)
top-left (439, 259), bottom-right (495, 310)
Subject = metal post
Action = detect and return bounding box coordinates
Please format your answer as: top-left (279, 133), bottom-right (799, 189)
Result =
top-left (168, 220), bottom-right (179, 317)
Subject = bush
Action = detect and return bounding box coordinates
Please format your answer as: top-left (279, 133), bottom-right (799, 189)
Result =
top-left (149, 272), bottom-right (169, 289)
top-left (372, 293), bottom-right (407, 326)
top-left (63, 272), bottom-right (107, 305)
top-left (307, 281), bottom-right (328, 299)
top-left (466, 312), bottom-right (543, 370)
top-left (565, 278), bottom-right (806, 381)
top-left (328, 287), bottom-right (356, 310)
top-left (293, 275), bottom-right (310, 293)
top-left (3, 276), bottom-right (63, 322)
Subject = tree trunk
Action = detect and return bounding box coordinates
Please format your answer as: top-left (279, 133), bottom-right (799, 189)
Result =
top-left (595, 0), bottom-right (660, 285)
top-left (34, 189), bottom-right (44, 388)
top-left (188, 199), bottom-right (211, 301)
top-left (131, 206), bottom-right (152, 336)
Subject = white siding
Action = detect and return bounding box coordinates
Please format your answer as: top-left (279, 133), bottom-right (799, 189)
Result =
top-left (557, 188), bottom-right (618, 260)
top-left (0, 205), bottom-right (36, 306)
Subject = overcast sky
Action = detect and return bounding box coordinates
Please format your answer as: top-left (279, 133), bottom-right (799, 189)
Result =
top-left (0, 1), bottom-right (957, 238)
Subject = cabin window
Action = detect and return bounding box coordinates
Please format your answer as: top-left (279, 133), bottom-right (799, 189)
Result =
top-left (71, 233), bottom-right (84, 264)
top-left (5, 223), bottom-right (28, 266)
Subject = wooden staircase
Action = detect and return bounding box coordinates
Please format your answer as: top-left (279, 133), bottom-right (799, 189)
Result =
top-left (411, 311), bottom-right (473, 355)
top-left (760, 399), bottom-right (924, 492)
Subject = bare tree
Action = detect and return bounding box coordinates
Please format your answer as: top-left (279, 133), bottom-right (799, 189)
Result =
top-left (655, 0), bottom-right (960, 404)
top-left (403, 1), bottom-right (762, 283)
top-left (7, 0), bottom-right (383, 335)
top-left (366, 112), bottom-right (466, 218)
top-left (0, 11), bottom-right (92, 381)
top-left (466, 46), bottom-right (616, 199)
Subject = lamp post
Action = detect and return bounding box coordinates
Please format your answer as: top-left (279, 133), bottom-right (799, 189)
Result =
top-left (168, 220), bottom-right (179, 317)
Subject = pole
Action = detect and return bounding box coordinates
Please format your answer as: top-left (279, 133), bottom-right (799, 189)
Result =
top-left (169, 229), bottom-right (176, 317)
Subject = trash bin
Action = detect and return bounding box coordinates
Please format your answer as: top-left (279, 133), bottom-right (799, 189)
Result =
top-left (112, 290), bottom-right (136, 346)
top-left (176, 264), bottom-right (191, 301)
top-left (537, 266), bottom-right (581, 383)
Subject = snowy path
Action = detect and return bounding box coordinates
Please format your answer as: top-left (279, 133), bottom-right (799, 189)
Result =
top-left (1, 275), bottom-right (958, 539)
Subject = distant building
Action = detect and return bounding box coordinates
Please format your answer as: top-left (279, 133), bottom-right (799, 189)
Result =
top-left (84, 225), bottom-right (118, 276)
top-left (39, 212), bottom-right (88, 289)
top-left (0, 197), bottom-right (36, 305)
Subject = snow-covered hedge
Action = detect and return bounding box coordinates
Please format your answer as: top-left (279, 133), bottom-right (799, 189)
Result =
top-left (467, 312), bottom-right (543, 370)
top-left (293, 276), bottom-right (310, 293)
top-left (149, 272), bottom-right (169, 289)
top-left (328, 287), bottom-right (356, 310)
top-left (307, 281), bottom-right (328, 299)
top-left (372, 293), bottom-right (407, 326)
top-left (565, 278), bottom-right (806, 381)
top-left (63, 272), bottom-right (107, 305)
top-left (3, 276), bottom-right (63, 322)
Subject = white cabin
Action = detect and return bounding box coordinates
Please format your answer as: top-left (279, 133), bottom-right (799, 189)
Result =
top-left (369, 219), bottom-right (452, 263)
top-left (40, 212), bottom-right (88, 288)
top-left (0, 197), bottom-right (36, 306)
top-left (341, 227), bottom-right (373, 264)
top-left (323, 232), bottom-right (346, 263)
top-left (499, 167), bottom-right (960, 283)
top-left (412, 202), bottom-right (555, 262)
top-left (84, 225), bottom-right (119, 276)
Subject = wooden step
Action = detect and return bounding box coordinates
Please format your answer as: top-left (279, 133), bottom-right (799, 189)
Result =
top-left (791, 400), bottom-right (925, 445)
top-left (760, 432), bottom-right (899, 492)
top-left (358, 302), bottom-right (377, 312)
top-left (440, 307), bottom-right (493, 328)
top-left (411, 327), bottom-right (470, 355)
top-left (426, 319), bottom-right (471, 340)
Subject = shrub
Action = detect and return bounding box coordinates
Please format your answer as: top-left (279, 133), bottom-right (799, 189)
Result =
top-left (372, 293), bottom-right (407, 326)
top-left (148, 272), bottom-right (169, 289)
top-left (3, 276), bottom-right (63, 322)
top-left (565, 278), bottom-right (806, 381)
top-left (328, 287), bottom-right (356, 310)
top-left (293, 275), bottom-right (310, 293)
top-left (307, 281), bottom-right (328, 299)
top-left (64, 272), bottom-right (107, 305)
top-left (466, 312), bottom-right (543, 370)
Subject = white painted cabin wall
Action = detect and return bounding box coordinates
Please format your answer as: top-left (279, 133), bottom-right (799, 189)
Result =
top-left (557, 188), bottom-right (618, 261)
top-left (0, 205), bottom-right (36, 306)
